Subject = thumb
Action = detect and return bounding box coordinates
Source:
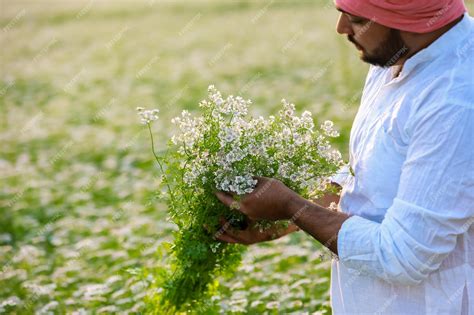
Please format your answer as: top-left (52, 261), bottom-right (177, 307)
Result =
top-left (215, 191), bottom-right (235, 207)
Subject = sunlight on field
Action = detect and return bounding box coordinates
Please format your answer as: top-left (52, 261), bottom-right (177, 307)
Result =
top-left (5, 0), bottom-right (465, 313)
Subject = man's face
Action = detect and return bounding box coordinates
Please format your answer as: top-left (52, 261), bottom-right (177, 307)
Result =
top-left (336, 10), bottom-right (409, 67)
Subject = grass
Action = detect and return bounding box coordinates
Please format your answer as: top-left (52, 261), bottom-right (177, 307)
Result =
top-left (0, 0), bottom-right (372, 313)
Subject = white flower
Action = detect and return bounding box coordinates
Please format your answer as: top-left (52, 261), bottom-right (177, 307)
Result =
top-left (301, 110), bottom-right (314, 130)
top-left (136, 107), bottom-right (159, 125)
top-left (328, 149), bottom-right (343, 164)
top-left (219, 127), bottom-right (239, 145)
top-left (225, 152), bottom-right (236, 163)
top-left (317, 143), bottom-right (331, 153)
top-left (322, 120), bottom-right (333, 129)
top-left (37, 301), bottom-right (59, 314)
top-left (0, 296), bottom-right (21, 308)
top-left (171, 110), bottom-right (205, 149)
top-left (80, 283), bottom-right (109, 299)
top-left (329, 201), bottom-right (338, 211)
top-left (321, 119), bottom-right (340, 137)
top-left (278, 162), bottom-right (294, 178)
top-left (281, 99), bottom-right (295, 118)
top-left (289, 173), bottom-right (298, 182)
top-left (266, 301), bottom-right (280, 309)
top-left (302, 110), bottom-right (312, 119)
top-left (293, 134), bottom-right (304, 145)
top-left (216, 173), bottom-right (257, 195)
top-left (282, 127), bottom-right (292, 139)
top-left (291, 116), bottom-right (301, 127)
top-left (23, 283), bottom-right (56, 296)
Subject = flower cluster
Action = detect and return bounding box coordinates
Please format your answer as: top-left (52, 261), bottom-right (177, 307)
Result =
top-left (166, 85), bottom-right (343, 197)
top-left (136, 107), bottom-right (159, 125)
top-left (140, 85), bottom-right (343, 313)
top-left (321, 120), bottom-right (340, 137)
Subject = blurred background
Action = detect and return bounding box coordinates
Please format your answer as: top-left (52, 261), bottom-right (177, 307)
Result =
top-left (1, 0), bottom-right (472, 313)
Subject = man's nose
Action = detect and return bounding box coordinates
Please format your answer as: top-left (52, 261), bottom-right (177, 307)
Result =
top-left (336, 14), bottom-right (353, 35)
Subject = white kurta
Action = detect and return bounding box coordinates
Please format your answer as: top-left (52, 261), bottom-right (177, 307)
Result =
top-left (330, 13), bottom-right (474, 315)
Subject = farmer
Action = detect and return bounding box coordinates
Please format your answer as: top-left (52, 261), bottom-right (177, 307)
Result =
top-left (216, 0), bottom-right (474, 313)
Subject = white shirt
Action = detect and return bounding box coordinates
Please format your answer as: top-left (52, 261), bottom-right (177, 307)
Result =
top-left (330, 13), bottom-right (474, 315)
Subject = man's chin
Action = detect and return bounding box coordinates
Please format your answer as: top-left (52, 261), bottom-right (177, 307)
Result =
top-left (360, 52), bottom-right (390, 68)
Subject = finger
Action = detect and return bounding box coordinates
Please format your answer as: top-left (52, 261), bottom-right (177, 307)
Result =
top-left (252, 177), bottom-right (275, 196)
top-left (218, 216), bottom-right (228, 226)
top-left (226, 225), bottom-right (264, 244)
top-left (286, 224), bottom-right (300, 233)
top-left (253, 176), bottom-right (271, 185)
top-left (217, 218), bottom-right (234, 234)
top-left (226, 190), bottom-right (237, 197)
top-left (223, 227), bottom-right (245, 240)
top-left (270, 223), bottom-right (299, 239)
top-left (246, 214), bottom-right (258, 221)
top-left (221, 229), bottom-right (252, 245)
top-left (215, 191), bottom-right (234, 207)
top-left (216, 232), bottom-right (239, 244)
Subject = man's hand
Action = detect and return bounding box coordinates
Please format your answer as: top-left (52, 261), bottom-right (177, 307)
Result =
top-left (215, 177), bottom-right (349, 254)
top-left (214, 218), bottom-right (299, 245)
top-left (215, 177), bottom-right (299, 221)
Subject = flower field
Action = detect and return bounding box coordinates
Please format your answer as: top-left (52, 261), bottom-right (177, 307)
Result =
top-left (1, 0), bottom-right (374, 313)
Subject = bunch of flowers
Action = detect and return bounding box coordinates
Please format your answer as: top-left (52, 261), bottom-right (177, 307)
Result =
top-left (139, 86), bottom-right (343, 313)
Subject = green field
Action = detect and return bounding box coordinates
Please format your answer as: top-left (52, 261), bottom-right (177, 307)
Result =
top-left (2, 0), bottom-right (380, 313)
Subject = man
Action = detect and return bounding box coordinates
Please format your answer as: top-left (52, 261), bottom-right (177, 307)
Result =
top-left (215, 0), bottom-right (474, 314)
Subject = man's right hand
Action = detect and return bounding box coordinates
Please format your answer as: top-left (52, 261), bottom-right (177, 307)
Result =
top-left (214, 188), bottom-right (341, 245)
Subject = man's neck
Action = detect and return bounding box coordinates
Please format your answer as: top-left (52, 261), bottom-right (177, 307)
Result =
top-left (391, 65), bottom-right (403, 78)
top-left (392, 14), bottom-right (464, 77)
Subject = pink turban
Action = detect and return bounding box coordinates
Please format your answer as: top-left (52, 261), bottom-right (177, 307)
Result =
top-left (334, 0), bottom-right (466, 33)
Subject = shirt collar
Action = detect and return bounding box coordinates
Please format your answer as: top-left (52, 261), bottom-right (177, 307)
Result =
top-left (390, 13), bottom-right (472, 82)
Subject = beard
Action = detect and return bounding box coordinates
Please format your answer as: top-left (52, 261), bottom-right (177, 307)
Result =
top-left (348, 29), bottom-right (410, 67)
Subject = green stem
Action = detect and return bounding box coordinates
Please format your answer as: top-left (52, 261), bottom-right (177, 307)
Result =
top-left (147, 124), bottom-right (176, 205)
top-left (302, 169), bottom-right (348, 182)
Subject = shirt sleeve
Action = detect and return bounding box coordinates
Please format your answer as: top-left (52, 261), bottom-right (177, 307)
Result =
top-left (337, 102), bottom-right (474, 286)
